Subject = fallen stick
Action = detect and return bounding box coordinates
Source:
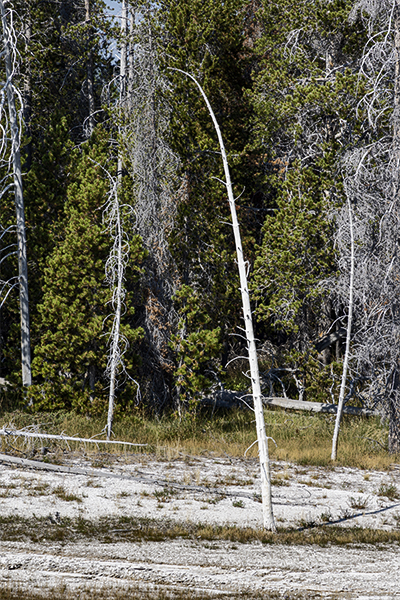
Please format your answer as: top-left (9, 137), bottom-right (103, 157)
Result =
top-left (0, 429), bottom-right (148, 447)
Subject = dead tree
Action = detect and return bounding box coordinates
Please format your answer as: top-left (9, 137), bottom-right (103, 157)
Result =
top-left (105, 0), bottom-right (130, 439)
top-left (331, 196), bottom-right (355, 461)
top-left (120, 9), bottom-right (180, 410)
top-left (103, 172), bottom-right (134, 440)
top-left (0, 0), bottom-right (31, 386)
top-left (174, 69), bottom-right (276, 532)
top-left (84, 0), bottom-right (95, 137)
top-left (329, 0), bottom-right (400, 453)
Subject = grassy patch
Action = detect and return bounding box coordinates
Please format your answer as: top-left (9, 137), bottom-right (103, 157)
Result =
top-left (378, 482), bottom-right (400, 500)
top-left (232, 500), bottom-right (245, 508)
top-left (349, 495), bottom-right (370, 510)
top-left (52, 485), bottom-right (82, 503)
top-left (0, 584), bottom-right (315, 600)
top-left (0, 407), bottom-right (397, 469)
top-left (1, 514), bottom-right (400, 548)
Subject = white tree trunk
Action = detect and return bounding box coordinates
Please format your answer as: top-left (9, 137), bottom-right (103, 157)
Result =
top-left (106, 0), bottom-right (129, 439)
top-left (0, 0), bottom-right (31, 386)
top-left (173, 69), bottom-right (276, 531)
top-left (106, 186), bottom-right (123, 440)
top-left (331, 195), bottom-right (354, 461)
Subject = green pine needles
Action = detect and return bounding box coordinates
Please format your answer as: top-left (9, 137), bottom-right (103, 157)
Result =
top-left (28, 131), bottom-right (144, 414)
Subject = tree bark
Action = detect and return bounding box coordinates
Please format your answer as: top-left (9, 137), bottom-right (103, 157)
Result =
top-left (0, 0), bottom-right (31, 387)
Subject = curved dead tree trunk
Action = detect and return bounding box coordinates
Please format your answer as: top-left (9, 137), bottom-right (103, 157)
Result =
top-left (174, 69), bottom-right (276, 531)
top-left (0, 0), bottom-right (31, 386)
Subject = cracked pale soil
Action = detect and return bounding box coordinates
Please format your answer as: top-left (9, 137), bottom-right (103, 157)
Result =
top-left (0, 452), bottom-right (400, 598)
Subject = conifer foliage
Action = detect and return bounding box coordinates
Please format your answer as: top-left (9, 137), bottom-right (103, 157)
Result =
top-left (29, 132), bottom-right (144, 413)
top-left (1, 0), bottom-right (400, 455)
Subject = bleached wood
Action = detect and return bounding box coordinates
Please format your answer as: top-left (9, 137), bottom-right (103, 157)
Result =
top-left (106, 180), bottom-right (124, 440)
top-left (0, 429), bottom-right (147, 446)
top-left (172, 69), bottom-right (276, 531)
top-left (0, 0), bottom-right (31, 386)
top-left (201, 392), bottom-right (379, 416)
top-left (331, 196), bottom-right (355, 461)
top-left (106, 0), bottom-right (129, 440)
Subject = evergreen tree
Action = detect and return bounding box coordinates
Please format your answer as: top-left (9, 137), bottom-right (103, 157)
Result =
top-left (29, 131), bottom-right (145, 413)
top-left (158, 0), bottom-right (265, 391)
top-left (250, 0), bottom-right (366, 398)
top-left (0, 0), bottom-right (115, 390)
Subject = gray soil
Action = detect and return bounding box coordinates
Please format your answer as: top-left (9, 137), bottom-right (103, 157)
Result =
top-left (0, 452), bottom-right (400, 598)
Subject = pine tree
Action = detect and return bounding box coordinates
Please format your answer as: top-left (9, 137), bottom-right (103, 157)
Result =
top-left (0, 0), bottom-right (115, 391)
top-left (250, 0), bottom-right (365, 399)
top-left (158, 0), bottom-right (264, 393)
top-left (29, 131), bottom-right (145, 413)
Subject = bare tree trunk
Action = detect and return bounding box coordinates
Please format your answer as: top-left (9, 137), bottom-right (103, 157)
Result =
top-left (127, 6), bottom-right (135, 107)
top-left (119, 0), bottom-right (128, 105)
top-left (106, 0), bottom-right (129, 439)
top-left (106, 184), bottom-right (123, 440)
top-left (0, 0), bottom-right (31, 387)
top-left (174, 69), bottom-right (275, 531)
top-left (331, 195), bottom-right (354, 461)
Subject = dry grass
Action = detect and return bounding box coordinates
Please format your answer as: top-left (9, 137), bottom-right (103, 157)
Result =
top-left (0, 406), bottom-right (397, 470)
top-left (1, 513), bottom-right (400, 548)
top-left (0, 584), bottom-right (314, 600)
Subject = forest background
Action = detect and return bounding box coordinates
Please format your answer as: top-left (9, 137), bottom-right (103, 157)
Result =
top-left (2, 0), bottom-right (400, 452)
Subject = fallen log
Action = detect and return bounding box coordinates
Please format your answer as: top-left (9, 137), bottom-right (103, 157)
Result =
top-left (200, 391), bottom-right (379, 417)
top-left (263, 396), bottom-right (379, 417)
top-left (0, 429), bottom-right (147, 447)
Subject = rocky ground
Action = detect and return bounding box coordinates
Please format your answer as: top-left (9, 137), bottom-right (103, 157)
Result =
top-left (0, 451), bottom-right (400, 598)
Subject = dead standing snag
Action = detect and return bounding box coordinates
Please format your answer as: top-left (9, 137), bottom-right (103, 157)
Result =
top-left (0, 0), bottom-right (31, 387)
top-left (172, 68), bottom-right (276, 532)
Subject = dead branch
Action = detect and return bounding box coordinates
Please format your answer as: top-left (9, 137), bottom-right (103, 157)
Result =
top-left (0, 428), bottom-right (147, 447)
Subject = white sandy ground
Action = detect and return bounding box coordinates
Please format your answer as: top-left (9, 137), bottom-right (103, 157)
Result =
top-left (0, 452), bottom-right (400, 597)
